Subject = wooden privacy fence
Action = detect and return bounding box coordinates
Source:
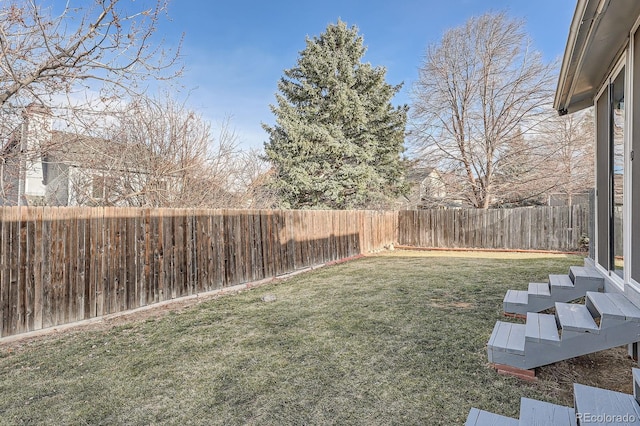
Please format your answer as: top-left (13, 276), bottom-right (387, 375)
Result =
top-left (0, 207), bottom-right (396, 338)
top-left (397, 206), bottom-right (590, 251)
top-left (0, 205), bottom-right (590, 338)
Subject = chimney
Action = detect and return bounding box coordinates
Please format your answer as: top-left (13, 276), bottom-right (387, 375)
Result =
top-left (22, 103), bottom-right (52, 151)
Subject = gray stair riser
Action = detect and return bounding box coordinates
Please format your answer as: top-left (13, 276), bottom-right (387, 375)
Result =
top-left (504, 300), bottom-right (556, 315)
top-left (504, 302), bottom-right (527, 314)
top-left (573, 276), bottom-right (605, 290)
top-left (589, 317), bottom-right (637, 331)
top-left (521, 296), bottom-right (555, 313)
top-left (550, 274), bottom-right (574, 288)
top-left (549, 287), bottom-right (588, 299)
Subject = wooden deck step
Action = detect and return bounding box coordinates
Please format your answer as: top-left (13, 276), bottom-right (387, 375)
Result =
top-left (574, 383), bottom-right (640, 425)
top-left (488, 321), bottom-right (525, 355)
top-left (528, 282), bottom-right (550, 297)
top-left (525, 313), bottom-right (559, 344)
top-left (586, 291), bottom-right (640, 322)
top-left (519, 397), bottom-right (576, 426)
top-left (550, 274), bottom-right (574, 289)
top-left (504, 289), bottom-right (528, 306)
top-left (555, 303), bottom-right (599, 333)
top-left (570, 266), bottom-right (604, 289)
top-left (465, 408), bottom-right (518, 426)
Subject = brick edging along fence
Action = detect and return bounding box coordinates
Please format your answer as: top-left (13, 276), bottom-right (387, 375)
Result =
top-left (0, 205), bottom-right (588, 338)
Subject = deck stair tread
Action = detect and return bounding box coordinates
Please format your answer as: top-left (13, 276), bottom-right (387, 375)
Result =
top-left (465, 408), bottom-right (518, 426)
top-left (519, 398), bottom-right (576, 426)
top-left (550, 274), bottom-right (574, 288)
top-left (504, 289), bottom-right (528, 306)
top-left (586, 291), bottom-right (640, 322)
top-left (555, 302), bottom-right (599, 333)
top-left (570, 265), bottom-right (604, 282)
top-left (574, 383), bottom-right (640, 425)
top-left (488, 321), bottom-right (525, 355)
top-left (528, 282), bottom-right (551, 297)
top-left (525, 313), bottom-right (559, 343)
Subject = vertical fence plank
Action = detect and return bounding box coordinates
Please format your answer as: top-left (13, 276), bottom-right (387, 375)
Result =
top-left (126, 208), bottom-right (136, 309)
top-left (252, 210), bottom-right (264, 280)
top-left (69, 209), bottom-right (77, 321)
top-left (147, 209), bottom-right (156, 305)
top-left (32, 207), bottom-right (43, 330)
top-left (173, 211), bottom-right (184, 298)
top-left (75, 209), bottom-right (85, 321)
top-left (8, 208), bottom-right (19, 335)
top-left (18, 207), bottom-right (29, 334)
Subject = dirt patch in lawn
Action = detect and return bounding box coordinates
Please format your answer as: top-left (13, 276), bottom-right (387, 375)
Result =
top-left (429, 299), bottom-right (474, 309)
top-left (535, 346), bottom-right (637, 405)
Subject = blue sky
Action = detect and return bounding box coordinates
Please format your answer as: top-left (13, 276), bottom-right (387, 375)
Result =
top-left (155, 0), bottom-right (578, 149)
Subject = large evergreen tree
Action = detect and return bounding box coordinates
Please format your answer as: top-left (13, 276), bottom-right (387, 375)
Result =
top-left (263, 20), bottom-right (408, 209)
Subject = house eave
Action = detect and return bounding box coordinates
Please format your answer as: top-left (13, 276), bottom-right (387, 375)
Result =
top-left (554, 0), bottom-right (640, 115)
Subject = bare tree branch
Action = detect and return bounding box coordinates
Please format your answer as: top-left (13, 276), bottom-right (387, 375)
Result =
top-left (0, 0), bottom-right (182, 109)
top-left (410, 12), bottom-right (557, 208)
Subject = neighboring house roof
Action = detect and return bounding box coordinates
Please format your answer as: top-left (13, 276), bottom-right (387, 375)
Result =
top-left (405, 167), bottom-right (438, 184)
top-left (555, 0), bottom-right (640, 114)
top-left (47, 131), bottom-right (153, 173)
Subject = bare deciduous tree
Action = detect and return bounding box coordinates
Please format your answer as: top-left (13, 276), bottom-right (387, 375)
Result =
top-left (235, 148), bottom-right (280, 209)
top-left (0, 0), bottom-right (181, 108)
top-left (65, 96), bottom-right (278, 209)
top-left (533, 108), bottom-right (595, 204)
top-left (411, 12), bottom-right (556, 208)
top-left (0, 0), bottom-right (182, 205)
top-left (68, 96), bottom-right (223, 208)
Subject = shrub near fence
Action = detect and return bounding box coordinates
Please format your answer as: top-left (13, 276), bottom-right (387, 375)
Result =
top-left (397, 206), bottom-right (589, 251)
top-left (0, 207), bottom-right (396, 338)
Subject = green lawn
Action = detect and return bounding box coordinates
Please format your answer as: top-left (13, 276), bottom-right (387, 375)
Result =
top-left (0, 251), bottom-right (626, 425)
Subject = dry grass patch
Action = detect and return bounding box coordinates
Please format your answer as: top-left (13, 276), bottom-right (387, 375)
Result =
top-left (0, 250), bottom-right (630, 425)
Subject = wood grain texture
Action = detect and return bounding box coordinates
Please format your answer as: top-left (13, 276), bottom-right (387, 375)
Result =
top-left (398, 206), bottom-right (588, 251)
top-left (0, 208), bottom-right (395, 338)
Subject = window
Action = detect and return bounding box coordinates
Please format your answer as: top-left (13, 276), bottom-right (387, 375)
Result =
top-left (611, 68), bottom-right (625, 279)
